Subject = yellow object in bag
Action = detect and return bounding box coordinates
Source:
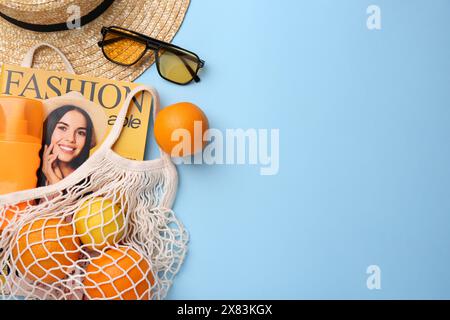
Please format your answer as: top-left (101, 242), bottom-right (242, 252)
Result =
top-left (0, 264), bottom-right (8, 287)
top-left (74, 197), bottom-right (125, 251)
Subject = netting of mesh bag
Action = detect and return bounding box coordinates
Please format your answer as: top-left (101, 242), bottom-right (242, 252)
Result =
top-left (0, 154), bottom-right (188, 300)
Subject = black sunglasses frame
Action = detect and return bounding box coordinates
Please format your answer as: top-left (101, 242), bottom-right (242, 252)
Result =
top-left (98, 26), bottom-right (205, 85)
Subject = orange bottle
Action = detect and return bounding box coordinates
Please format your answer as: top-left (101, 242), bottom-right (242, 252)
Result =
top-left (0, 96), bottom-right (44, 195)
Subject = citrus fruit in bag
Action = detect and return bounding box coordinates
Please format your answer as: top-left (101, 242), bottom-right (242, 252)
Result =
top-left (154, 102), bottom-right (209, 157)
top-left (74, 197), bottom-right (125, 251)
top-left (0, 265), bottom-right (8, 286)
top-left (0, 202), bottom-right (28, 233)
top-left (83, 246), bottom-right (154, 300)
top-left (12, 218), bottom-right (80, 284)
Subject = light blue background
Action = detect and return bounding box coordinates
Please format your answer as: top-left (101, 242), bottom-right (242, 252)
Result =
top-left (137, 0), bottom-right (450, 299)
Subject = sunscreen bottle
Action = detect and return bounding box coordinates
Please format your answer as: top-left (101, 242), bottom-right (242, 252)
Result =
top-left (0, 96), bottom-right (44, 195)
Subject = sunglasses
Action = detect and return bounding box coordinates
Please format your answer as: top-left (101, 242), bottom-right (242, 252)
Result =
top-left (98, 26), bottom-right (205, 85)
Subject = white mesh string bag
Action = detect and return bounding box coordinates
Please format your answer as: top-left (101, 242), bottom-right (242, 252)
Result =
top-left (0, 85), bottom-right (188, 300)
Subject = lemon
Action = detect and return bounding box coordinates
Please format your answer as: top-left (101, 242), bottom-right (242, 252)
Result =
top-left (74, 197), bottom-right (125, 251)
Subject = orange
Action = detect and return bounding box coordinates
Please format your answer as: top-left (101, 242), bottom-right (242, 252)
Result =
top-left (11, 218), bottom-right (80, 284)
top-left (83, 246), bottom-right (154, 300)
top-left (0, 202), bottom-right (29, 233)
top-left (154, 102), bottom-right (209, 157)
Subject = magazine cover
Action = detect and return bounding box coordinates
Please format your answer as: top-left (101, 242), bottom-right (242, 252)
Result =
top-left (0, 64), bottom-right (153, 167)
top-left (37, 91), bottom-right (108, 187)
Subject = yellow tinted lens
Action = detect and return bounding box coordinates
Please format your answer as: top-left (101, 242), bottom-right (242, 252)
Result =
top-left (103, 30), bottom-right (146, 65)
top-left (158, 49), bottom-right (199, 84)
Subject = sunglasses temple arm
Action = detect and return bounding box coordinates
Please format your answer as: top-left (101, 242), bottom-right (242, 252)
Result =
top-left (181, 57), bottom-right (201, 82)
top-left (170, 53), bottom-right (200, 82)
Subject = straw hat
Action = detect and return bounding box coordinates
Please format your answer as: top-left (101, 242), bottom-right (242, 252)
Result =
top-left (43, 91), bottom-right (108, 148)
top-left (0, 0), bottom-right (191, 81)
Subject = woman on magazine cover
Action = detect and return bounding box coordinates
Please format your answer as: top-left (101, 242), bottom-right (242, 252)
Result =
top-left (38, 105), bottom-right (96, 187)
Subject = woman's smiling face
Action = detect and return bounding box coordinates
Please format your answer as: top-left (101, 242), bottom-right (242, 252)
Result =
top-left (50, 110), bottom-right (88, 163)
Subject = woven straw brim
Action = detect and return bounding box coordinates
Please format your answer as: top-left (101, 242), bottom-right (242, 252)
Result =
top-left (0, 0), bottom-right (190, 82)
